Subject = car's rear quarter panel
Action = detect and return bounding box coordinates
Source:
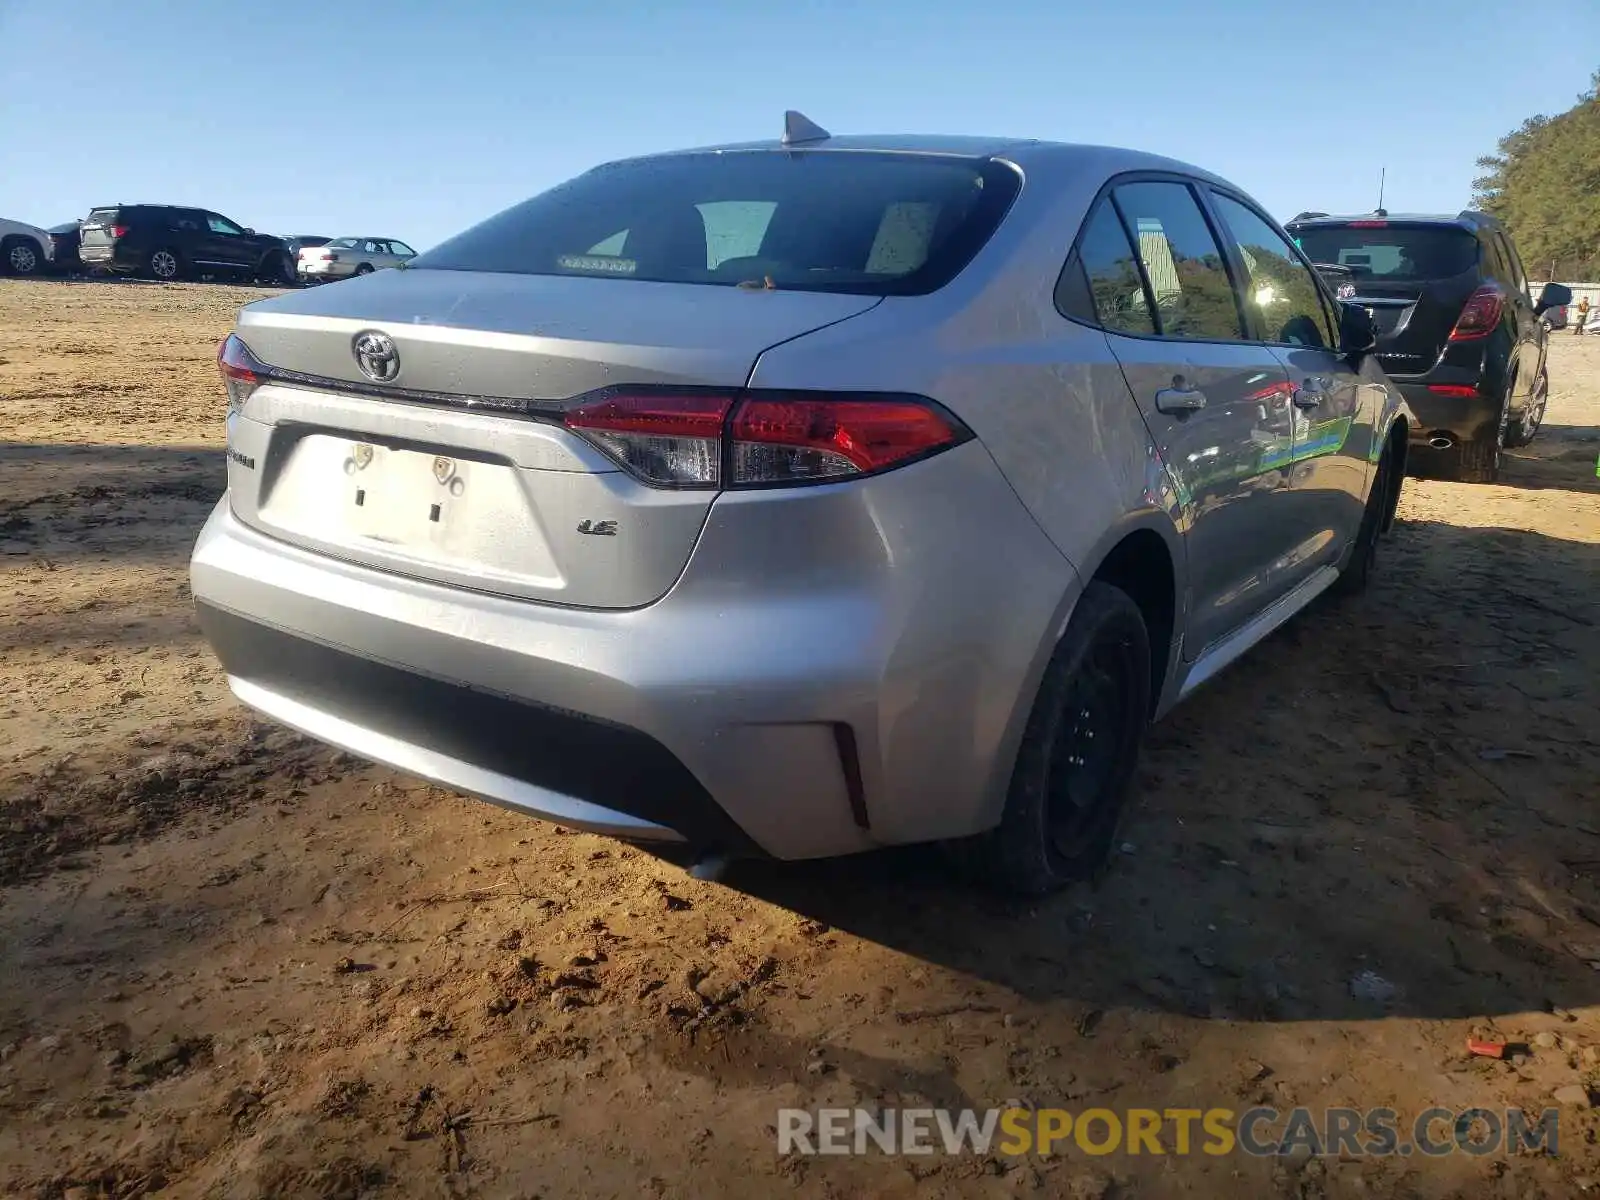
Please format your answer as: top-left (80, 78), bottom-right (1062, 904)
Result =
top-left (748, 147), bottom-right (1188, 734)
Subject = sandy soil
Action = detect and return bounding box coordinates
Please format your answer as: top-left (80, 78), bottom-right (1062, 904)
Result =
top-left (2, 278), bottom-right (1599, 1200)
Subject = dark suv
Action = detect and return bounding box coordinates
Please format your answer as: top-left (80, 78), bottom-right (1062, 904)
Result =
top-left (79, 205), bottom-right (294, 285)
top-left (1285, 210), bottom-right (1570, 483)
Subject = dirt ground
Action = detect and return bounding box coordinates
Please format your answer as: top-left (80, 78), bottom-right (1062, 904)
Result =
top-left (2, 278), bottom-right (1599, 1200)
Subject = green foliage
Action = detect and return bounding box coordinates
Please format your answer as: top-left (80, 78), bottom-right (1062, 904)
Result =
top-left (1473, 71), bottom-right (1600, 279)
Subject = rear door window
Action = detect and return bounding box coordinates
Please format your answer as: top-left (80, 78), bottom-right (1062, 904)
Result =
top-left (1481, 233), bottom-right (1509, 285)
top-left (412, 151), bottom-right (1021, 296)
top-left (1496, 233), bottom-right (1529, 298)
top-left (1110, 181), bottom-right (1244, 341)
top-left (1211, 193), bottom-right (1337, 349)
top-left (168, 210), bottom-right (205, 233)
top-left (1058, 199), bottom-right (1157, 336)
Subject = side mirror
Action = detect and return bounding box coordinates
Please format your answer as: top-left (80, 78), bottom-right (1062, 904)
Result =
top-left (1535, 281), bottom-right (1572, 316)
top-left (1338, 301), bottom-right (1377, 355)
top-left (244, 227), bottom-right (255, 236)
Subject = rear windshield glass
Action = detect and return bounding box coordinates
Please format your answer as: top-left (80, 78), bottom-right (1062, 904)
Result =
top-left (1290, 224), bottom-right (1479, 282)
top-left (412, 151), bottom-right (1021, 295)
top-left (329, 238), bottom-right (361, 248)
top-left (85, 208), bottom-right (119, 224)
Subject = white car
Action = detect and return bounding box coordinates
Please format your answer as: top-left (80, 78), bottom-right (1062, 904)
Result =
top-left (0, 216), bottom-right (54, 276)
top-left (297, 237), bottom-right (417, 282)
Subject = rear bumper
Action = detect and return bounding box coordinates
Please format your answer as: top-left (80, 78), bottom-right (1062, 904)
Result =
top-left (79, 244), bottom-right (140, 272)
top-left (1394, 381), bottom-right (1500, 445)
top-left (195, 600), bottom-right (759, 852)
top-left (188, 443), bottom-right (1078, 860)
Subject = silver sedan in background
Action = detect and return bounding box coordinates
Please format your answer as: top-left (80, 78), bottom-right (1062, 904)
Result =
top-left (297, 236), bottom-right (417, 283)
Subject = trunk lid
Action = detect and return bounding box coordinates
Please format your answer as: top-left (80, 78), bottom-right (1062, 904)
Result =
top-left (227, 268), bottom-right (879, 608)
top-left (1348, 274), bottom-right (1482, 377)
top-left (79, 207), bottom-right (121, 250)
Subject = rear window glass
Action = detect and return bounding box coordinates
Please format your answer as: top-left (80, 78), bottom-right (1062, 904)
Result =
top-left (1290, 224), bottom-right (1479, 282)
top-left (412, 151), bottom-right (1021, 296)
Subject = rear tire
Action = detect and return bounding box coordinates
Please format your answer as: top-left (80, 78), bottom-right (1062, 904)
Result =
top-left (354, 263), bottom-right (374, 276)
top-left (1504, 370), bottom-right (1547, 449)
top-left (3, 237), bottom-right (42, 276)
top-left (1442, 392), bottom-right (1508, 485)
top-left (1332, 437), bottom-right (1396, 597)
top-left (146, 247), bottom-right (183, 282)
top-left (959, 582), bottom-right (1151, 896)
top-left (257, 252), bottom-right (294, 286)
top-left (1445, 432), bottom-right (1500, 484)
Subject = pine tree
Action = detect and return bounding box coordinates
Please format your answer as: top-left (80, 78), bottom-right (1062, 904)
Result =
top-left (1473, 71), bottom-right (1600, 279)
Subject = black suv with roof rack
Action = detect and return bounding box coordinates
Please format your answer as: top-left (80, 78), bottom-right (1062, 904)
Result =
top-left (78, 205), bottom-right (294, 286)
top-left (1285, 209), bottom-right (1570, 483)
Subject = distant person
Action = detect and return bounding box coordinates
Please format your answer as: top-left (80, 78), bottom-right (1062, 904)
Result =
top-left (1576, 296), bottom-right (1590, 335)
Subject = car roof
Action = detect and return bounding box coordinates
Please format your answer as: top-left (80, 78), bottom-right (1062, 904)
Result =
top-left (608, 134), bottom-right (1240, 190)
top-left (93, 204), bottom-right (214, 213)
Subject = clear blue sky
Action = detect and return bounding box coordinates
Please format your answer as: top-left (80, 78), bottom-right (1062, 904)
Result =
top-left (3, 0), bottom-right (1596, 250)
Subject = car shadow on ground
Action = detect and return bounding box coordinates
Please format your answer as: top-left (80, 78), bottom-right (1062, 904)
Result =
top-left (1502, 421), bottom-right (1600, 495)
top-left (1407, 421), bottom-right (1600, 495)
top-left (0, 442), bottom-right (222, 565)
top-left (715, 511), bottom-right (1600, 1024)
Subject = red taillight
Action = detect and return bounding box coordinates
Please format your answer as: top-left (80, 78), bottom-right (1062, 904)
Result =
top-left (561, 388), bottom-right (969, 489)
top-left (1448, 285), bottom-right (1505, 342)
top-left (218, 334), bottom-right (267, 413)
top-left (730, 396), bottom-right (963, 483)
top-left (1347, 220), bottom-right (1388, 228)
top-left (110, 224), bottom-right (129, 238)
top-left (1427, 384), bottom-right (1479, 397)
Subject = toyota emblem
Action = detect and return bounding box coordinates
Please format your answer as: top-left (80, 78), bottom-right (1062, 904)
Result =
top-left (352, 330), bottom-right (400, 383)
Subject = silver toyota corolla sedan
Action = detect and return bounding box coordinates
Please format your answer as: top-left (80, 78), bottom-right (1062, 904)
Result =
top-left (191, 115), bottom-right (1410, 893)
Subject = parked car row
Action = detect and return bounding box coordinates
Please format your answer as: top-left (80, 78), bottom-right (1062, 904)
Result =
top-left (1, 206), bottom-right (414, 287)
top-left (190, 113), bottom-right (1571, 897)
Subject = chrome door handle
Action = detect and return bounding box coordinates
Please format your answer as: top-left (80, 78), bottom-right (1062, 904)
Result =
top-left (1155, 386), bottom-right (1207, 414)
